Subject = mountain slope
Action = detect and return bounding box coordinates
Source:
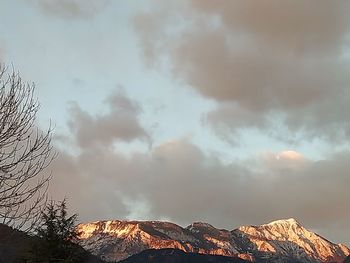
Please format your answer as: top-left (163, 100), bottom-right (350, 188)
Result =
top-left (76, 218), bottom-right (349, 263)
top-left (119, 248), bottom-right (248, 263)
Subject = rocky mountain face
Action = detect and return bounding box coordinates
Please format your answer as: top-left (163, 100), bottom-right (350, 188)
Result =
top-left (233, 218), bottom-right (349, 263)
top-left (76, 218), bottom-right (349, 263)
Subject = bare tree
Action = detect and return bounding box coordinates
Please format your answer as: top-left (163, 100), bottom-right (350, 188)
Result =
top-left (0, 65), bottom-right (56, 231)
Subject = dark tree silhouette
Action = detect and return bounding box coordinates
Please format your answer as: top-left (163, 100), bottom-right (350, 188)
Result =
top-left (34, 199), bottom-right (85, 262)
top-left (0, 65), bottom-right (56, 231)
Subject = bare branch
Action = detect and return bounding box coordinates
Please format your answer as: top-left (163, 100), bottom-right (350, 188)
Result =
top-left (0, 64), bottom-right (56, 232)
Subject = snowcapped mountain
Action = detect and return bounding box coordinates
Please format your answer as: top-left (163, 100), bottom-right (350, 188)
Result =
top-left (234, 218), bottom-right (349, 262)
top-left (76, 218), bottom-right (349, 263)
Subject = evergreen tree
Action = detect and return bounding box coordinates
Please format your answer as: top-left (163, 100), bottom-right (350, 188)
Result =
top-left (30, 199), bottom-right (84, 262)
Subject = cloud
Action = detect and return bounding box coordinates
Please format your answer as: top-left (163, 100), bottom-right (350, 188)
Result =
top-left (38, 0), bottom-right (350, 246)
top-left (133, 0), bottom-right (350, 142)
top-left (48, 79), bottom-right (350, 245)
top-left (132, 0), bottom-right (187, 66)
top-left (36, 0), bottom-right (110, 19)
top-left (204, 103), bottom-right (271, 144)
top-left (67, 89), bottom-right (150, 149)
top-left (277, 150), bottom-right (304, 161)
top-left (191, 0), bottom-right (350, 55)
top-left (51, 124), bottom-right (350, 243)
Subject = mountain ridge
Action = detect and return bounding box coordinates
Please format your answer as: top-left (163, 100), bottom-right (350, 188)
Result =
top-left (76, 218), bottom-right (349, 263)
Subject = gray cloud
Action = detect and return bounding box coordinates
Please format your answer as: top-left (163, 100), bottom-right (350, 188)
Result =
top-left (67, 89), bottom-right (150, 149)
top-left (51, 124), bottom-right (350, 244)
top-left (39, 0), bottom-right (350, 247)
top-left (204, 103), bottom-right (271, 144)
top-left (133, 0), bottom-right (350, 142)
top-left (36, 0), bottom-right (110, 19)
top-left (191, 0), bottom-right (350, 55)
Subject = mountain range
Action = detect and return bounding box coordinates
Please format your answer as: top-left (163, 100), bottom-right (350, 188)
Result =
top-left (76, 218), bottom-right (349, 263)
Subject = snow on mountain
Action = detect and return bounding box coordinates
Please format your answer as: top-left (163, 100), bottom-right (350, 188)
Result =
top-left (234, 218), bottom-right (349, 262)
top-left (76, 218), bottom-right (349, 263)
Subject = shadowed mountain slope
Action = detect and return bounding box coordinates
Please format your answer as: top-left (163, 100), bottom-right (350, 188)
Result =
top-left (119, 248), bottom-right (248, 263)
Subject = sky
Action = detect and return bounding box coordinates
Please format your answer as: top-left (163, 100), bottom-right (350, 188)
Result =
top-left (0, 0), bottom-right (350, 244)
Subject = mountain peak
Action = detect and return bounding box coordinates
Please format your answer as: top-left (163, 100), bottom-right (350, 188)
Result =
top-left (265, 218), bottom-right (300, 227)
top-left (187, 222), bottom-right (216, 229)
